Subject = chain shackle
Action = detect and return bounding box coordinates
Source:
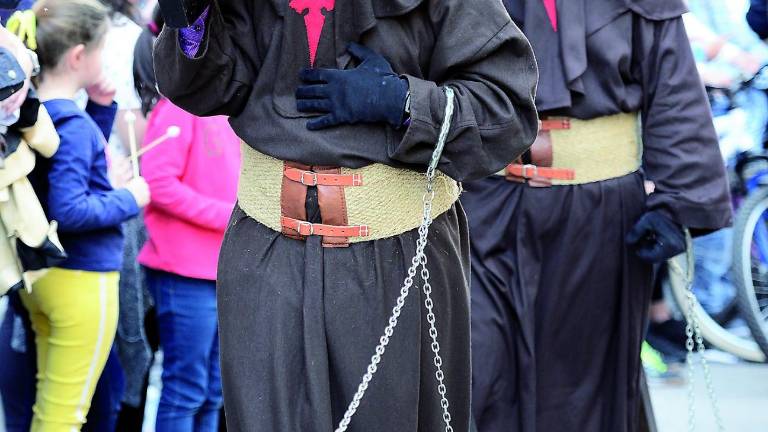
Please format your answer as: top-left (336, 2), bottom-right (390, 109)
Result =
top-left (334, 88), bottom-right (456, 432)
top-left (670, 230), bottom-right (726, 432)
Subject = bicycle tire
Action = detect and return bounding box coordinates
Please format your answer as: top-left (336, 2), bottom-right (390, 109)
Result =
top-left (712, 296), bottom-right (740, 326)
top-left (732, 186), bottom-right (768, 359)
top-left (668, 252), bottom-right (766, 362)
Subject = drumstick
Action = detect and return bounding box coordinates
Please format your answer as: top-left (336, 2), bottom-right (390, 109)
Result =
top-left (137, 126), bottom-right (181, 157)
top-left (125, 111), bottom-right (140, 179)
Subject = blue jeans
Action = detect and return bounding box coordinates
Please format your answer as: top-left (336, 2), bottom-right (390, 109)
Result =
top-left (84, 347), bottom-right (125, 432)
top-left (147, 269), bottom-right (222, 432)
top-left (0, 291), bottom-right (36, 431)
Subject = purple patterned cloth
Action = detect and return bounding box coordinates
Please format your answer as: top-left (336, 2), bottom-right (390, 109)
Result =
top-left (179, 6), bottom-right (209, 58)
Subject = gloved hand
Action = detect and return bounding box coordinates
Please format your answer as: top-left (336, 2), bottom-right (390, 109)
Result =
top-left (296, 42), bottom-right (409, 130)
top-left (626, 210), bottom-right (686, 263)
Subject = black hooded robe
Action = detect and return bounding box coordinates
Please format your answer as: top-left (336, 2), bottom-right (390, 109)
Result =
top-left (152, 0), bottom-right (539, 430)
top-left (465, 1), bottom-right (732, 431)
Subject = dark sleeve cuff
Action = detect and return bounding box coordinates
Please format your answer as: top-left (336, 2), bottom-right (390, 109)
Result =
top-left (647, 193), bottom-right (733, 232)
top-left (388, 75), bottom-right (445, 163)
top-left (85, 100), bottom-right (118, 141)
top-left (115, 188), bottom-right (141, 218)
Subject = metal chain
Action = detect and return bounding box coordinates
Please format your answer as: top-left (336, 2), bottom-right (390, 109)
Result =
top-left (420, 226), bottom-right (454, 431)
top-left (334, 88), bottom-right (456, 432)
top-left (670, 230), bottom-right (725, 432)
top-left (683, 286), bottom-right (698, 432)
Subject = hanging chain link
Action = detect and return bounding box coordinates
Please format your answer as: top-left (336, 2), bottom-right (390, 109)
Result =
top-left (334, 88), bottom-right (456, 432)
top-left (420, 213), bottom-right (455, 432)
top-left (669, 230), bottom-right (725, 432)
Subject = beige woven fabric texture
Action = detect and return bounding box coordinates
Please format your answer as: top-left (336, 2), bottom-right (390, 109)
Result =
top-left (237, 142), bottom-right (461, 242)
top-left (550, 112), bottom-right (642, 185)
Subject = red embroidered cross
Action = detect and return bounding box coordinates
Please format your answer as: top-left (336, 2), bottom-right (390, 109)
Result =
top-left (289, 0), bottom-right (336, 66)
top-left (542, 0), bottom-right (557, 32)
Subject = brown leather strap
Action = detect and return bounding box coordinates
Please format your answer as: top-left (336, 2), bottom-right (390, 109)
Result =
top-left (280, 162), bottom-right (310, 240)
top-left (283, 166), bottom-right (363, 187)
top-left (315, 166), bottom-right (351, 247)
top-left (503, 127), bottom-right (574, 187)
top-left (539, 118), bottom-right (571, 131)
top-left (506, 164), bottom-right (575, 181)
top-left (281, 216), bottom-right (370, 238)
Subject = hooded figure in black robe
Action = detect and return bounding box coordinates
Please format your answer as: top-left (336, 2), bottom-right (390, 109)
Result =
top-left (464, 0), bottom-right (731, 431)
top-left (152, 0), bottom-right (539, 431)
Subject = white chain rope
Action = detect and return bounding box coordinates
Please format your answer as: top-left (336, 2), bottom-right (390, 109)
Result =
top-left (668, 230), bottom-right (725, 432)
top-left (334, 87), bottom-right (456, 432)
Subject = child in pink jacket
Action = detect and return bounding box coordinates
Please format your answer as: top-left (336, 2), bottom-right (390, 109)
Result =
top-left (138, 96), bottom-right (240, 431)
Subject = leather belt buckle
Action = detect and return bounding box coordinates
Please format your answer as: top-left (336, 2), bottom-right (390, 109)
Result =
top-left (521, 164), bottom-right (538, 179)
top-left (352, 173), bottom-right (362, 187)
top-left (300, 170), bottom-right (318, 186)
top-left (359, 225), bottom-right (370, 237)
top-left (284, 167), bottom-right (364, 187)
top-left (280, 216), bottom-right (371, 239)
top-left (297, 221), bottom-right (314, 236)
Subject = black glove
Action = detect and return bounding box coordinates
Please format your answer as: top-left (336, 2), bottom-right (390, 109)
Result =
top-left (296, 42), bottom-right (409, 131)
top-left (626, 210), bottom-right (686, 263)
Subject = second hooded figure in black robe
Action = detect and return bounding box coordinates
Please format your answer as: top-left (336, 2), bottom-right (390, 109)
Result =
top-left (466, 1), bottom-right (732, 431)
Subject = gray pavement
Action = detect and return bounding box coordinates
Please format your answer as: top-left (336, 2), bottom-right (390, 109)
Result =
top-left (649, 362), bottom-right (768, 432)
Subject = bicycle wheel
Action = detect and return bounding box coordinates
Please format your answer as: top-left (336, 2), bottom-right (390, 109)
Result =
top-left (668, 250), bottom-right (766, 362)
top-left (732, 186), bottom-right (768, 359)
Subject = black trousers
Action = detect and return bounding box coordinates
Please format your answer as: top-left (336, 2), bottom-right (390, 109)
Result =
top-left (463, 173), bottom-right (653, 432)
top-left (216, 203), bottom-right (472, 432)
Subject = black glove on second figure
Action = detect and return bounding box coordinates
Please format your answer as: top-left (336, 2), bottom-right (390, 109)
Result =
top-left (296, 42), bottom-right (409, 130)
top-left (626, 210), bottom-right (687, 263)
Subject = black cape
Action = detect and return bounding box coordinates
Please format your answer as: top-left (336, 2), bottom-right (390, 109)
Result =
top-left (500, 0), bottom-right (729, 231)
top-left (466, 1), bottom-right (731, 431)
top-left (154, 1), bottom-right (539, 431)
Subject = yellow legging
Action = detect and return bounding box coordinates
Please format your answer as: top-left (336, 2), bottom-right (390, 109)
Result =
top-left (20, 268), bottom-right (119, 432)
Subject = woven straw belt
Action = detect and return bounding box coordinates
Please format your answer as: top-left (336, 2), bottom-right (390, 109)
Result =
top-left (237, 142), bottom-right (462, 243)
top-left (502, 112), bottom-right (642, 185)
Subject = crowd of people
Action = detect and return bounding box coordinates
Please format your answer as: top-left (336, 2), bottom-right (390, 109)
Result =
top-left (0, 0), bottom-right (239, 430)
top-left (0, 0), bottom-right (764, 431)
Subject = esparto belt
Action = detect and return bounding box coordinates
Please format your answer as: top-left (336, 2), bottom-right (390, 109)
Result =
top-left (237, 142), bottom-right (461, 247)
top-left (501, 112), bottom-right (642, 186)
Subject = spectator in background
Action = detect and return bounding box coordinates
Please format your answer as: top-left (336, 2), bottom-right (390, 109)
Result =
top-left (136, 0), bottom-right (157, 24)
top-left (685, 0), bottom-right (768, 151)
top-left (94, 2), bottom-right (158, 429)
top-left (114, 9), bottom-right (163, 430)
top-left (682, 0), bottom-right (767, 316)
top-left (99, 0), bottom-right (145, 159)
top-left (0, 21), bottom-right (55, 432)
top-left (0, 8), bottom-right (135, 430)
top-left (136, 15), bottom-right (241, 429)
top-left (21, 1), bottom-right (150, 430)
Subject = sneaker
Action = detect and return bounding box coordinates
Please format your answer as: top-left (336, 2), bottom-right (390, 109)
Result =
top-left (642, 341), bottom-right (685, 385)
